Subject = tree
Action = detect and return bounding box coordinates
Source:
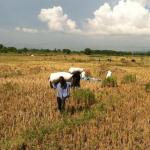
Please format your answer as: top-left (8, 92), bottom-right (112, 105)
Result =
top-left (63, 49), bottom-right (71, 54)
top-left (7, 47), bottom-right (17, 52)
top-left (84, 48), bottom-right (92, 55)
top-left (22, 48), bottom-right (28, 53)
top-left (0, 44), bottom-right (4, 49)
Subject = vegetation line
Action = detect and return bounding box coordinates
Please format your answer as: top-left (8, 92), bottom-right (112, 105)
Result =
top-left (0, 44), bottom-right (150, 56)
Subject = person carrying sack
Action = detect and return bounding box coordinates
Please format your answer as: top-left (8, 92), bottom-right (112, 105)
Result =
top-left (50, 76), bottom-right (71, 112)
top-left (71, 71), bottom-right (81, 88)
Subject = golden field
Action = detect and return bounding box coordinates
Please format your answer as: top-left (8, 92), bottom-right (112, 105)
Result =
top-left (0, 54), bottom-right (150, 150)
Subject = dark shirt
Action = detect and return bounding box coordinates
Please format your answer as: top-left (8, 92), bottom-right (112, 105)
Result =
top-left (72, 72), bottom-right (81, 88)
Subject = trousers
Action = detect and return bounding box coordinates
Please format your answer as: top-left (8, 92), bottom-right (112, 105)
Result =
top-left (57, 97), bottom-right (66, 111)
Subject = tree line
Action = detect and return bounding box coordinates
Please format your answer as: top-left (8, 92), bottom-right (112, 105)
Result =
top-left (0, 44), bottom-right (150, 56)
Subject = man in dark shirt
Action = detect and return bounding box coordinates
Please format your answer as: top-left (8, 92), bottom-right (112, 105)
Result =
top-left (71, 71), bottom-right (81, 88)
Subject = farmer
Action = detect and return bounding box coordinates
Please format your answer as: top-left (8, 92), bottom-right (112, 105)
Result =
top-left (71, 71), bottom-right (81, 88)
top-left (50, 76), bottom-right (71, 112)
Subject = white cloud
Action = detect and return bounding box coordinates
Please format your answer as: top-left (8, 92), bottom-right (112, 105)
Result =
top-left (15, 27), bottom-right (38, 33)
top-left (86, 0), bottom-right (150, 35)
top-left (131, 0), bottom-right (149, 5)
top-left (38, 1), bottom-right (150, 35)
top-left (38, 6), bottom-right (79, 33)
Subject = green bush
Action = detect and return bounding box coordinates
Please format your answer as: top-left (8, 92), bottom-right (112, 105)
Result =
top-left (122, 74), bottom-right (137, 84)
top-left (72, 88), bottom-right (95, 109)
top-left (145, 82), bottom-right (150, 92)
top-left (102, 77), bottom-right (118, 87)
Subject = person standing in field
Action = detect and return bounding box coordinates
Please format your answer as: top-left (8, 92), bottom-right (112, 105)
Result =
top-left (50, 76), bottom-right (71, 112)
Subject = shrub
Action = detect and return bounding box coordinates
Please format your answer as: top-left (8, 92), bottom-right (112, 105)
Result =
top-left (102, 77), bottom-right (117, 87)
top-left (72, 88), bottom-right (95, 109)
top-left (145, 82), bottom-right (150, 92)
top-left (122, 74), bottom-right (137, 84)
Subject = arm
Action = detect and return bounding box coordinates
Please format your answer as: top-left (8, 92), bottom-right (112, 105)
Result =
top-left (49, 81), bottom-right (58, 89)
top-left (48, 77), bottom-right (53, 89)
top-left (49, 81), bottom-right (53, 89)
top-left (53, 82), bottom-right (58, 89)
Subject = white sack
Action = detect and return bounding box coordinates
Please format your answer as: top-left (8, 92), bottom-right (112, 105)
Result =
top-left (69, 67), bottom-right (84, 74)
top-left (81, 71), bottom-right (86, 79)
top-left (49, 72), bottom-right (73, 83)
top-left (106, 70), bottom-right (112, 78)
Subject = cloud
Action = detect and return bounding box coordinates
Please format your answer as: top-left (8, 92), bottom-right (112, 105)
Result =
top-left (85, 0), bottom-right (150, 35)
top-left (15, 27), bottom-right (38, 33)
top-left (131, 0), bottom-right (149, 5)
top-left (38, 6), bottom-right (79, 33)
top-left (38, 1), bottom-right (150, 35)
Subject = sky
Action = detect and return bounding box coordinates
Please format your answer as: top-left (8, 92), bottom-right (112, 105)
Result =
top-left (0, 0), bottom-right (150, 51)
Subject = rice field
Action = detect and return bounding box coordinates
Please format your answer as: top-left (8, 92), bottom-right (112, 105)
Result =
top-left (0, 54), bottom-right (150, 150)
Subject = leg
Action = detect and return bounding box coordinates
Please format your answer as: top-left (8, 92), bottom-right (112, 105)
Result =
top-left (57, 97), bottom-right (62, 111)
top-left (62, 98), bottom-right (66, 111)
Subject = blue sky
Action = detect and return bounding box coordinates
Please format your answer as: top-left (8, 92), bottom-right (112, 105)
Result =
top-left (0, 0), bottom-right (110, 28)
top-left (0, 0), bottom-right (150, 51)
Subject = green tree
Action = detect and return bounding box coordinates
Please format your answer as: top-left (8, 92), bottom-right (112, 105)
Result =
top-left (7, 47), bottom-right (17, 52)
top-left (63, 49), bottom-right (71, 54)
top-left (84, 48), bottom-right (92, 55)
top-left (0, 44), bottom-right (4, 49)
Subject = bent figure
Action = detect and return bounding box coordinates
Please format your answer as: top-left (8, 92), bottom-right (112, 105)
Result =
top-left (51, 76), bottom-right (71, 112)
top-left (71, 71), bottom-right (81, 88)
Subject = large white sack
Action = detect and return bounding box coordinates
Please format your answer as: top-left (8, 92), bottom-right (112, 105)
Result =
top-left (106, 70), bottom-right (112, 78)
top-left (49, 72), bottom-right (73, 83)
top-left (81, 71), bottom-right (86, 79)
top-left (69, 67), bottom-right (84, 74)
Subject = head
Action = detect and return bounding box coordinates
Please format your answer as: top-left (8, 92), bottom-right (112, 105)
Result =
top-left (59, 76), bottom-right (66, 86)
top-left (73, 71), bottom-right (80, 78)
top-left (76, 71), bottom-right (81, 75)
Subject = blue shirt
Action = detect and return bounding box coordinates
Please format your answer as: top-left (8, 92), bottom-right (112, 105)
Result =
top-left (53, 82), bottom-right (71, 99)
